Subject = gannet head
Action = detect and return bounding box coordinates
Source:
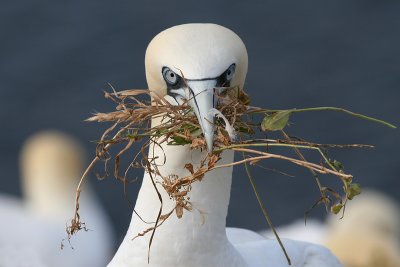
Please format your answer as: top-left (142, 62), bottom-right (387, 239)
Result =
top-left (20, 131), bottom-right (85, 218)
top-left (145, 23), bottom-right (248, 152)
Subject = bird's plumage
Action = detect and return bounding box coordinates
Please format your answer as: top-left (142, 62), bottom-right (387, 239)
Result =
top-left (0, 131), bottom-right (115, 267)
top-left (261, 190), bottom-right (400, 267)
top-left (109, 23), bottom-right (342, 267)
top-left (145, 23), bottom-right (248, 93)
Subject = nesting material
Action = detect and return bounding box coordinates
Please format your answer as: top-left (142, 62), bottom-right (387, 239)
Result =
top-left (66, 86), bottom-right (394, 254)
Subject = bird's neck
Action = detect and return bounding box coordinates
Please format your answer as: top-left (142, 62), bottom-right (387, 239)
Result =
top-left (110, 117), bottom-right (246, 267)
top-left (133, 115), bottom-right (234, 228)
top-left (134, 141), bottom-right (234, 231)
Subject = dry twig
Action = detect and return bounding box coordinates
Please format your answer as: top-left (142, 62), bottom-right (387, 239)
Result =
top-left (66, 85), bottom-right (395, 263)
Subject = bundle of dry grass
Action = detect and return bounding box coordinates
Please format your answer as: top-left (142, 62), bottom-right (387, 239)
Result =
top-left (66, 85), bottom-right (395, 258)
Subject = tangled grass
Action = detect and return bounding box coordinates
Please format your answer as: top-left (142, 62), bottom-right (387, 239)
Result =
top-left (65, 85), bottom-right (395, 263)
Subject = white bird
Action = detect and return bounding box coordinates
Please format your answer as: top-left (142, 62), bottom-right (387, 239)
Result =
top-left (325, 190), bottom-right (400, 267)
top-left (108, 23), bottom-right (342, 267)
top-left (262, 190), bottom-right (400, 267)
top-left (0, 131), bottom-right (115, 267)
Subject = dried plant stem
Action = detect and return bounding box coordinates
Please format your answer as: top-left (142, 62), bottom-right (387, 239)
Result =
top-left (73, 157), bottom-right (99, 222)
top-left (280, 130), bottom-right (328, 215)
top-left (144, 158), bottom-right (162, 264)
top-left (243, 157), bottom-right (291, 265)
top-left (67, 87), bottom-right (392, 262)
top-left (70, 120), bottom-right (140, 235)
top-left (217, 142), bottom-right (346, 172)
top-left (212, 148), bottom-right (352, 179)
top-left (248, 106), bottom-right (396, 129)
top-left (289, 107), bottom-right (396, 128)
top-left (241, 139), bottom-right (374, 149)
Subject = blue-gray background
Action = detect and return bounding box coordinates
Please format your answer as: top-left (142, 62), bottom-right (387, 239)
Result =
top-left (1, 1), bottom-right (399, 248)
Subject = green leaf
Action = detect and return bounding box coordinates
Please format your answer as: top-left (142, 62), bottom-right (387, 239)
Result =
top-left (237, 126), bottom-right (255, 134)
top-left (348, 183), bottom-right (361, 200)
top-left (179, 124), bottom-right (196, 131)
top-left (344, 178), bottom-right (353, 186)
top-left (167, 136), bottom-right (191, 146)
top-left (190, 128), bottom-right (203, 138)
top-left (331, 203), bottom-right (343, 214)
top-left (261, 111), bottom-right (291, 131)
top-left (331, 159), bottom-right (344, 171)
top-left (155, 129), bottom-right (170, 137)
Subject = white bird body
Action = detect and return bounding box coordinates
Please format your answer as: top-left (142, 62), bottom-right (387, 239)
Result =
top-left (0, 191), bottom-right (112, 267)
top-left (0, 131), bottom-right (115, 267)
top-left (108, 23), bottom-right (342, 267)
top-left (260, 219), bottom-right (327, 245)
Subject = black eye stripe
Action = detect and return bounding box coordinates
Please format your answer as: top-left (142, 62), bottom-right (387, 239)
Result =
top-left (163, 63), bottom-right (235, 98)
top-left (183, 63), bottom-right (236, 82)
top-left (215, 64), bottom-right (235, 87)
top-left (225, 64), bottom-right (236, 81)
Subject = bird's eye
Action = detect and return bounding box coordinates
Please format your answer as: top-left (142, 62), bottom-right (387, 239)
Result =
top-left (162, 67), bottom-right (179, 85)
top-left (226, 64), bottom-right (236, 81)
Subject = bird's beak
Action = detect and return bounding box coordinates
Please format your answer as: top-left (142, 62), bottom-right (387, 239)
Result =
top-left (184, 80), bottom-right (217, 153)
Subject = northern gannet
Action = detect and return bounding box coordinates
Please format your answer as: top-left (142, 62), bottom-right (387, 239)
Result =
top-left (109, 23), bottom-right (342, 267)
top-left (0, 131), bottom-right (115, 267)
top-left (261, 190), bottom-right (400, 267)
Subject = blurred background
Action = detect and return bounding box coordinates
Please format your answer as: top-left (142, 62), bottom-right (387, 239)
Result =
top-left (1, 0), bottom-right (399, 252)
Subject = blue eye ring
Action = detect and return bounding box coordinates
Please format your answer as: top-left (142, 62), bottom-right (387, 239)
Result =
top-left (162, 67), bottom-right (179, 85)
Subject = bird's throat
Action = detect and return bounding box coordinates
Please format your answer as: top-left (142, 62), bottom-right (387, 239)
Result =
top-left (135, 116), bottom-right (234, 222)
top-left (111, 116), bottom-right (241, 266)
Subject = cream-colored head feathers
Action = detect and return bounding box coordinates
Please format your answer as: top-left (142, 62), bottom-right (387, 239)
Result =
top-left (145, 23), bottom-right (248, 97)
top-left (144, 24), bottom-right (248, 152)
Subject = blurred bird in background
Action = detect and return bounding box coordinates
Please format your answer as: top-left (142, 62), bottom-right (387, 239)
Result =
top-left (0, 131), bottom-right (115, 267)
top-left (262, 190), bottom-right (400, 267)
